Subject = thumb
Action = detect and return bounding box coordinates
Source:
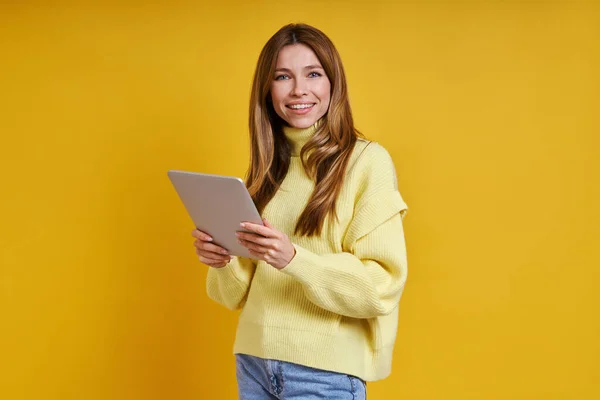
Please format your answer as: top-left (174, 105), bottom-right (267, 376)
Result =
top-left (262, 218), bottom-right (273, 229)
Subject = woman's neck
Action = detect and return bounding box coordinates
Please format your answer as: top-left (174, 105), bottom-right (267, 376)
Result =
top-left (282, 119), bottom-right (322, 156)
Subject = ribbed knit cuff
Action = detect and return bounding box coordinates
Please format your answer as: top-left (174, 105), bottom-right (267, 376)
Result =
top-left (211, 258), bottom-right (247, 289)
top-left (280, 244), bottom-right (328, 285)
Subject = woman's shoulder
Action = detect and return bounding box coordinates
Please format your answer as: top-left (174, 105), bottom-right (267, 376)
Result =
top-left (346, 139), bottom-right (398, 196)
top-left (348, 138), bottom-right (395, 175)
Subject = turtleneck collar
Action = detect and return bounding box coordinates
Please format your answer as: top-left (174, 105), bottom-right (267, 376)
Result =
top-left (282, 119), bottom-right (322, 156)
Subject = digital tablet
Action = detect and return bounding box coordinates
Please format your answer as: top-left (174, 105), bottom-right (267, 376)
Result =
top-left (168, 170), bottom-right (263, 258)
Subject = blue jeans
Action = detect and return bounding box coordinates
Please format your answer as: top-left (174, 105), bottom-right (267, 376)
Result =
top-left (235, 354), bottom-right (367, 399)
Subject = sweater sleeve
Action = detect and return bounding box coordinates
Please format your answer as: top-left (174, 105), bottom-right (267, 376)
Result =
top-left (280, 143), bottom-right (408, 319)
top-left (206, 256), bottom-right (256, 310)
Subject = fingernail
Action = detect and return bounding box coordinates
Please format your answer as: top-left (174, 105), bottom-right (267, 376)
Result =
top-left (206, 237), bottom-right (213, 241)
top-left (235, 232), bottom-right (240, 237)
top-left (221, 250), bottom-right (228, 255)
top-left (240, 223), bottom-right (246, 228)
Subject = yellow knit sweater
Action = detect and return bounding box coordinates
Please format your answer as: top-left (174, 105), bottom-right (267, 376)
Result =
top-left (206, 122), bottom-right (408, 382)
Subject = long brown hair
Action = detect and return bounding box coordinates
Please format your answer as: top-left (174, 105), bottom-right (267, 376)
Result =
top-left (246, 23), bottom-right (361, 236)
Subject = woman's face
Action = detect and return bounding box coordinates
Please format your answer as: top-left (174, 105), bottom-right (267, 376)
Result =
top-left (270, 44), bottom-right (331, 129)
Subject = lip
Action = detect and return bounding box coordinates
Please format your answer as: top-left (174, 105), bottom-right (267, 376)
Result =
top-left (286, 102), bottom-right (316, 116)
top-left (286, 101), bottom-right (316, 106)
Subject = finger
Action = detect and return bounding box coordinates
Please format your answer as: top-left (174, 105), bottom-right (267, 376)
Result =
top-left (191, 229), bottom-right (213, 241)
top-left (195, 247), bottom-right (231, 261)
top-left (248, 248), bottom-right (278, 266)
top-left (240, 222), bottom-right (277, 238)
top-left (196, 248), bottom-right (230, 260)
top-left (262, 218), bottom-right (273, 229)
top-left (202, 258), bottom-right (229, 267)
top-left (247, 248), bottom-right (267, 261)
top-left (238, 238), bottom-right (268, 254)
top-left (204, 259), bottom-right (228, 268)
top-left (194, 240), bottom-right (229, 255)
top-left (198, 251), bottom-right (232, 264)
top-left (235, 232), bottom-right (271, 246)
top-left (196, 250), bottom-right (233, 261)
top-left (200, 257), bottom-right (229, 266)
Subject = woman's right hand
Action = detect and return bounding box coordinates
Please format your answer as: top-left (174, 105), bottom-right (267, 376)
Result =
top-left (191, 229), bottom-right (233, 268)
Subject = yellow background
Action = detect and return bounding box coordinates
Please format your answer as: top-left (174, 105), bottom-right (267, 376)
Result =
top-left (1, 1), bottom-right (599, 399)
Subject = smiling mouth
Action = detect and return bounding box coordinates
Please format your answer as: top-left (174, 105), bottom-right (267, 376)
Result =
top-left (286, 103), bottom-right (316, 110)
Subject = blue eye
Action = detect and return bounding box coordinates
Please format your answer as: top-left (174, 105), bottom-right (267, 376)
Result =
top-left (275, 74), bottom-right (290, 80)
top-left (308, 71), bottom-right (322, 78)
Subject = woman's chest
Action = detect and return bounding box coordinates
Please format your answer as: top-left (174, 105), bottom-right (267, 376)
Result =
top-left (261, 160), bottom-right (355, 250)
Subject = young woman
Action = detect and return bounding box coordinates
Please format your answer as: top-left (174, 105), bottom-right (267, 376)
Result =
top-left (192, 23), bottom-right (409, 399)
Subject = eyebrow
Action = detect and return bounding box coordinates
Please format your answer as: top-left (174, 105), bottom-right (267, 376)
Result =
top-left (274, 65), bottom-right (324, 72)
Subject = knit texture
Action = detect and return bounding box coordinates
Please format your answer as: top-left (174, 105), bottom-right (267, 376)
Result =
top-left (206, 121), bottom-right (408, 382)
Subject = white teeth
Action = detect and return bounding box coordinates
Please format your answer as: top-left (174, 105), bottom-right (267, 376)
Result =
top-left (288, 104), bottom-right (314, 109)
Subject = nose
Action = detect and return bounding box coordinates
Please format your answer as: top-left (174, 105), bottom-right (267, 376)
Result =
top-left (290, 78), bottom-right (308, 97)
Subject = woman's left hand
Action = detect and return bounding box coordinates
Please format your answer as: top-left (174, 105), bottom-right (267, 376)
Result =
top-left (236, 219), bottom-right (296, 269)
